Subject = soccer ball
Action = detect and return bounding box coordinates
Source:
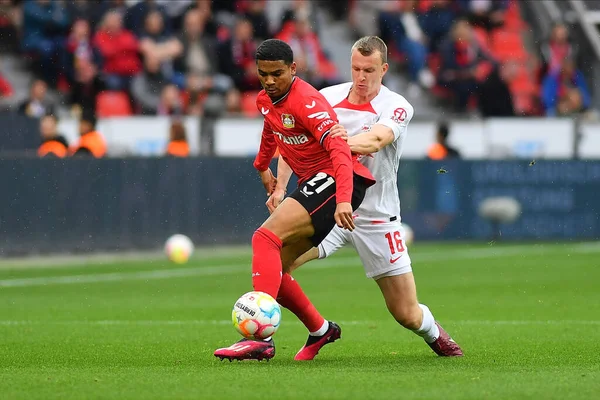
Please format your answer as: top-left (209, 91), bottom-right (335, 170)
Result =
top-left (232, 291), bottom-right (282, 340)
top-left (401, 223), bottom-right (414, 245)
top-left (164, 234), bottom-right (194, 264)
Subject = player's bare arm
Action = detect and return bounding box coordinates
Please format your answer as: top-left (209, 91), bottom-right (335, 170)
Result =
top-left (266, 156), bottom-right (293, 213)
top-left (330, 123), bottom-right (396, 155)
top-left (259, 168), bottom-right (277, 196)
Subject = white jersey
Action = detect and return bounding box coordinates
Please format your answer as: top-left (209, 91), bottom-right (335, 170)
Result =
top-left (320, 82), bottom-right (414, 221)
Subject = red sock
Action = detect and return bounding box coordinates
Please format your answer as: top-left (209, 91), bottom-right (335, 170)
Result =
top-left (251, 227), bottom-right (283, 298)
top-left (277, 273), bottom-right (325, 333)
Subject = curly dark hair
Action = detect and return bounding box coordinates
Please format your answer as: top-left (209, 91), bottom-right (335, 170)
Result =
top-left (255, 39), bottom-right (294, 65)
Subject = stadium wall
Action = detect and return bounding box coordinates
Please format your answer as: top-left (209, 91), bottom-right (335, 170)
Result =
top-left (0, 158), bottom-right (599, 256)
top-left (3, 115), bottom-right (600, 159)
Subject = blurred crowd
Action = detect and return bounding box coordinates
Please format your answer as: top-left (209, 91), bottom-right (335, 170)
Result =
top-left (0, 0), bottom-right (340, 119)
top-left (349, 0), bottom-right (591, 117)
top-left (0, 0), bottom-right (595, 159)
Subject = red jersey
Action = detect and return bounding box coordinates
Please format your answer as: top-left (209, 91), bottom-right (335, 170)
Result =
top-left (253, 78), bottom-right (374, 204)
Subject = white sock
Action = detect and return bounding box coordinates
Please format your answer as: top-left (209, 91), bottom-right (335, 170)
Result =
top-left (309, 320), bottom-right (329, 336)
top-left (413, 304), bottom-right (440, 343)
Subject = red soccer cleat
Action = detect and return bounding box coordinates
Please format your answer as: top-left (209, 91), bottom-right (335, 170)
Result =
top-left (428, 322), bottom-right (463, 357)
top-left (214, 338), bottom-right (275, 361)
top-left (294, 321), bottom-right (341, 361)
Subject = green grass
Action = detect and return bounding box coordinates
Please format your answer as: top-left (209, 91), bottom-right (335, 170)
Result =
top-left (1, 242), bottom-right (599, 399)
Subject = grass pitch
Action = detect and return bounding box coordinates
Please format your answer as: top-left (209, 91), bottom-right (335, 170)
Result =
top-left (1, 242), bottom-right (599, 399)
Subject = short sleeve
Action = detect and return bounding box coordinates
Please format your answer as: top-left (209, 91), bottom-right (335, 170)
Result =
top-left (377, 99), bottom-right (415, 141)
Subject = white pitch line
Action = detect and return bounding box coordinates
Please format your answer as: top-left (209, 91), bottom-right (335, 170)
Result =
top-left (0, 243), bottom-right (598, 288)
top-left (2, 241), bottom-right (599, 271)
top-left (0, 320), bottom-right (598, 326)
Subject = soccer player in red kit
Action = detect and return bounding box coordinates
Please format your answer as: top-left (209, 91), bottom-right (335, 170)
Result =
top-left (214, 39), bottom-right (375, 361)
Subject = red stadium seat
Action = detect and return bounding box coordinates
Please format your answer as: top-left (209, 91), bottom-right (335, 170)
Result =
top-left (96, 91), bottom-right (133, 117)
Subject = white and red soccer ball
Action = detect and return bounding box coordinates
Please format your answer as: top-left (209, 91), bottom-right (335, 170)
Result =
top-left (232, 291), bottom-right (282, 340)
top-left (164, 234), bottom-right (194, 264)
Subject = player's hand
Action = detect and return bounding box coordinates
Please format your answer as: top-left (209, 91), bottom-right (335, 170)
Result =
top-left (266, 187), bottom-right (285, 213)
top-left (258, 168), bottom-right (277, 196)
top-left (329, 124), bottom-right (348, 141)
top-left (334, 202), bottom-right (355, 231)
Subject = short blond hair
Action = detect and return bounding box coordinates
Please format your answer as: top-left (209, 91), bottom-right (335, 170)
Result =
top-left (351, 36), bottom-right (388, 64)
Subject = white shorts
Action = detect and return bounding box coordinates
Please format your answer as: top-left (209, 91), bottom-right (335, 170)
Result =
top-left (318, 218), bottom-right (412, 279)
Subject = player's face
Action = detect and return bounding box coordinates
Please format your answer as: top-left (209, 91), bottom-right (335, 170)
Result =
top-left (351, 49), bottom-right (388, 99)
top-left (257, 60), bottom-right (296, 100)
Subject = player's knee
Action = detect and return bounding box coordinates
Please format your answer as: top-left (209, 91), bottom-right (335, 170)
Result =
top-left (389, 304), bottom-right (422, 330)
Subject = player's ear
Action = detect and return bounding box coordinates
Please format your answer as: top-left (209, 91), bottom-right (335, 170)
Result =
top-left (381, 63), bottom-right (389, 78)
top-left (290, 61), bottom-right (297, 76)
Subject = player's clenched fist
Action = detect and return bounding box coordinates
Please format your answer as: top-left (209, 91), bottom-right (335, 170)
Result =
top-left (334, 202), bottom-right (355, 231)
top-left (258, 168), bottom-right (277, 196)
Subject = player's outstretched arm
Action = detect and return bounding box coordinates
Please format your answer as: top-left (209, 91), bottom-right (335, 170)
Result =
top-left (347, 125), bottom-right (396, 155)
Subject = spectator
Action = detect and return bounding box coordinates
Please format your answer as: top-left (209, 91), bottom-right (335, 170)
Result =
top-left (242, 0), bottom-right (270, 41)
top-left (139, 10), bottom-right (183, 85)
top-left (541, 23), bottom-right (577, 76)
top-left (131, 54), bottom-right (171, 115)
top-left (174, 9), bottom-right (218, 83)
top-left (174, 8), bottom-right (233, 112)
top-left (21, 0), bottom-right (70, 85)
top-left (0, 0), bottom-right (20, 53)
top-left (70, 109), bottom-right (107, 158)
top-left (183, 0), bottom-right (219, 37)
top-left (125, 0), bottom-right (171, 37)
top-left (37, 114), bottom-right (68, 158)
top-left (427, 122), bottom-right (461, 160)
top-left (460, 0), bottom-right (508, 31)
top-left (477, 62), bottom-right (515, 117)
top-left (279, 0), bottom-right (318, 35)
top-left (156, 0), bottom-right (192, 32)
top-left (93, 11), bottom-right (142, 91)
top-left (68, 59), bottom-right (105, 117)
top-left (63, 19), bottom-right (102, 86)
top-left (542, 58), bottom-right (591, 117)
top-left (18, 79), bottom-right (56, 118)
top-left (418, 0), bottom-right (456, 53)
top-left (438, 18), bottom-right (495, 111)
top-left (217, 17), bottom-right (260, 92)
top-left (378, 0), bottom-right (435, 94)
top-left (165, 119), bottom-right (190, 157)
top-left (276, 16), bottom-right (339, 90)
top-left (157, 84), bottom-right (184, 116)
top-left (91, 0), bottom-right (129, 30)
top-left (66, 0), bottom-right (96, 26)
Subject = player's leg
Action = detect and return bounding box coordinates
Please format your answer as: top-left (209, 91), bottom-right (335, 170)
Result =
top-left (216, 173), bottom-right (352, 361)
top-left (250, 196), bottom-right (315, 299)
top-left (277, 239), bottom-right (325, 334)
top-left (252, 171), bottom-right (367, 299)
top-left (355, 220), bottom-right (462, 356)
top-left (282, 225), bottom-right (351, 360)
top-left (375, 272), bottom-right (463, 356)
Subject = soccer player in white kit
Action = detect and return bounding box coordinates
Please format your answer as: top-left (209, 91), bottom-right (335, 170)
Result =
top-left (268, 36), bottom-right (463, 358)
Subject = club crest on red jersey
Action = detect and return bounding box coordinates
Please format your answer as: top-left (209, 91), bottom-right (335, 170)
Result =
top-left (281, 114), bottom-right (295, 129)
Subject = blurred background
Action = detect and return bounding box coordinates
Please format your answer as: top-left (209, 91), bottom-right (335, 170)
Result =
top-left (0, 0), bottom-right (599, 256)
